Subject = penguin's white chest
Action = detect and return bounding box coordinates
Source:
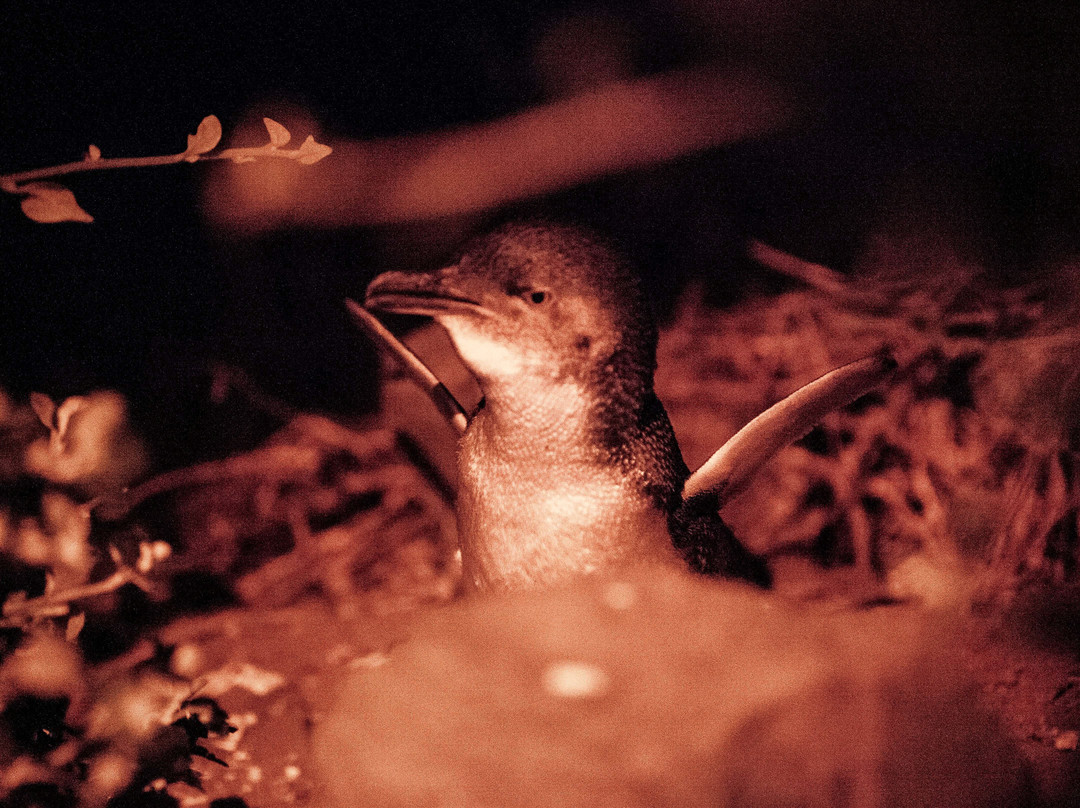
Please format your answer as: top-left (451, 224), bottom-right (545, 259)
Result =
top-left (456, 406), bottom-right (677, 590)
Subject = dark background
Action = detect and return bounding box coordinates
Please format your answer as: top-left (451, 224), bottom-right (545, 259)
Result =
top-left (2, 0), bottom-right (1077, 464)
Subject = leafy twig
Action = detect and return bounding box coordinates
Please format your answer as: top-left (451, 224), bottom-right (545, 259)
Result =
top-left (1, 546), bottom-right (158, 624)
top-left (1, 115), bottom-right (332, 223)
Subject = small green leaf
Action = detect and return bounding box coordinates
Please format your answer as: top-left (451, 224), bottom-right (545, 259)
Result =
top-left (295, 135), bottom-right (333, 165)
top-left (87, 144), bottom-right (102, 161)
top-left (264, 117), bottom-right (291, 147)
top-left (184, 115), bottom-right (222, 161)
top-left (19, 183), bottom-right (94, 224)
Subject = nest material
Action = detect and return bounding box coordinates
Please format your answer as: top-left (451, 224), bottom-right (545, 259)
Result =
top-left (658, 272), bottom-right (1080, 599)
top-left (164, 415), bottom-right (460, 608)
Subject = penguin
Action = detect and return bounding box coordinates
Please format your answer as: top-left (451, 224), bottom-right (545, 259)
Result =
top-left (354, 222), bottom-right (894, 592)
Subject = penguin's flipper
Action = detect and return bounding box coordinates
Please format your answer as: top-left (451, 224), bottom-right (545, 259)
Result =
top-left (683, 351), bottom-right (897, 504)
top-left (346, 299), bottom-right (469, 435)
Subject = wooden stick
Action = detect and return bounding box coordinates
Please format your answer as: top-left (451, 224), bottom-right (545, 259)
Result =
top-left (346, 300), bottom-right (468, 435)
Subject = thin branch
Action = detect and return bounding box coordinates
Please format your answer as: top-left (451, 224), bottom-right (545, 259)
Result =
top-left (1, 565), bottom-right (155, 623)
top-left (1, 116), bottom-right (331, 223)
top-left (89, 443), bottom-right (325, 522)
top-left (748, 240), bottom-right (889, 309)
top-left (0, 150), bottom-right (331, 192)
top-left (346, 299), bottom-right (469, 435)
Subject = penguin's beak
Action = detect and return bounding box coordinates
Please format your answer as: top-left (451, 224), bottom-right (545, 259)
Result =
top-left (365, 270), bottom-right (489, 318)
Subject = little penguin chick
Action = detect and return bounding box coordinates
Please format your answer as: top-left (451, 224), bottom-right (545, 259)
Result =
top-left (365, 222), bottom-right (771, 591)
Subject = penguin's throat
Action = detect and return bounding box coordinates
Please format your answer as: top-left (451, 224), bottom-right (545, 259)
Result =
top-left (473, 376), bottom-right (596, 447)
top-left (442, 321), bottom-right (531, 382)
top-left (437, 318), bottom-right (591, 424)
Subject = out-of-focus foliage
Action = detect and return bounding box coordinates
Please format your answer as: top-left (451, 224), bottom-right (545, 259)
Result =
top-left (26, 393), bottom-right (150, 498)
top-left (0, 380), bottom-right (456, 806)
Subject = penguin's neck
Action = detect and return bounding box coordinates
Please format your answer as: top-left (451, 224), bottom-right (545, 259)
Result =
top-left (472, 373), bottom-right (596, 454)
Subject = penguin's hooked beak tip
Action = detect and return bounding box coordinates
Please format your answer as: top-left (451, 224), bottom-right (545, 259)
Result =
top-left (365, 271), bottom-right (488, 318)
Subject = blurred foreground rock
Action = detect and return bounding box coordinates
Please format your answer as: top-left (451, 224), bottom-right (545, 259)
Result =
top-left (314, 565), bottom-right (1032, 807)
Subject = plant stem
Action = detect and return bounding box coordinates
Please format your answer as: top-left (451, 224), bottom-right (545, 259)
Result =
top-left (1, 146), bottom-right (317, 195)
top-left (1, 566), bottom-right (154, 622)
top-left (0, 152), bottom-right (189, 193)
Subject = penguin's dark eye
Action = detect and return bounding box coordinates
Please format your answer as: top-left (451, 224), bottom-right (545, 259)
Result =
top-left (529, 290), bottom-right (547, 304)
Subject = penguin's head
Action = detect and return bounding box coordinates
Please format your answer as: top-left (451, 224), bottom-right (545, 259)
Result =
top-left (366, 223), bottom-right (657, 394)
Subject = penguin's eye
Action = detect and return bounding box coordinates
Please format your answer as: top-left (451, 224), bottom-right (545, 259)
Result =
top-left (528, 290), bottom-right (548, 305)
